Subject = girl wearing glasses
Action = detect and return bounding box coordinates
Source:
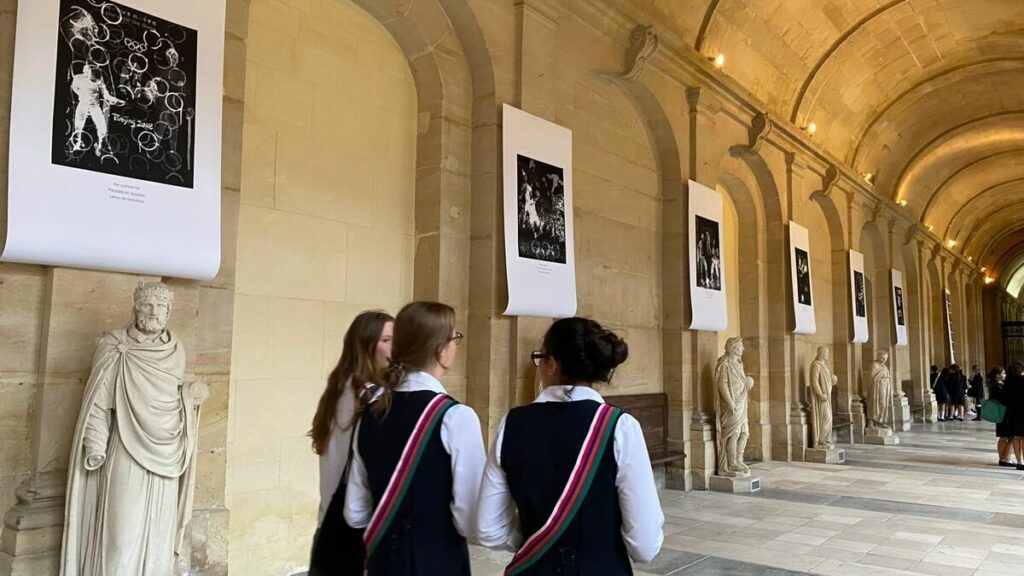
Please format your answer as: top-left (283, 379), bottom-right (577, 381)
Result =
top-left (477, 317), bottom-right (664, 574)
top-left (344, 301), bottom-right (485, 575)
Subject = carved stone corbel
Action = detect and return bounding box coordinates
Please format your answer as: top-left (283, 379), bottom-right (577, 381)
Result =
top-left (820, 164), bottom-right (839, 196)
top-left (622, 25), bottom-right (659, 82)
top-left (747, 112), bottom-right (773, 153)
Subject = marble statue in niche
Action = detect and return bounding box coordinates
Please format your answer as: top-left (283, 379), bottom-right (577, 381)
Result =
top-left (714, 337), bottom-right (754, 478)
top-left (866, 349), bottom-right (893, 430)
top-left (61, 282), bottom-right (207, 576)
top-left (808, 346), bottom-right (837, 449)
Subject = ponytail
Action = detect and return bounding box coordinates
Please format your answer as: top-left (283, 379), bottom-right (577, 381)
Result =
top-left (372, 360), bottom-right (407, 417)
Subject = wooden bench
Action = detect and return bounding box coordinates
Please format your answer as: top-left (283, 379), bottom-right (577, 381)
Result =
top-left (605, 393), bottom-right (686, 466)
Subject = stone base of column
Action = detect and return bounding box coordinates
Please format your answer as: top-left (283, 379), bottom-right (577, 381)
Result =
top-left (805, 447), bottom-right (846, 464)
top-left (864, 426), bottom-right (899, 445)
top-left (708, 474), bottom-right (761, 493)
top-left (788, 405), bottom-right (809, 462)
top-left (686, 413), bottom-right (715, 491)
top-left (892, 395), bottom-right (912, 431)
top-left (0, 472), bottom-right (66, 576)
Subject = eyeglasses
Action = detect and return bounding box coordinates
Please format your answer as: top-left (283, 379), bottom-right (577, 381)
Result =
top-left (450, 331), bottom-right (464, 345)
top-left (531, 350), bottom-right (550, 366)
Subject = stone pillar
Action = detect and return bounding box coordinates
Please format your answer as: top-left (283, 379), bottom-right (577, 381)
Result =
top-left (908, 238), bottom-right (937, 422)
top-left (832, 190), bottom-right (860, 443)
top-left (892, 393), bottom-right (912, 432)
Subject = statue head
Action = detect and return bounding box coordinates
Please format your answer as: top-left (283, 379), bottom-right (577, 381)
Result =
top-left (816, 345), bottom-right (830, 362)
top-left (133, 282), bottom-right (173, 335)
top-left (725, 337), bottom-right (744, 358)
top-left (874, 349), bottom-right (888, 364)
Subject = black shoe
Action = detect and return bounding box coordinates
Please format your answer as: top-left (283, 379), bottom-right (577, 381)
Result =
top-left (937, 417), bottom-right (945, 421)
top-left (1018, 464), bottom-right (1024, 471)
top-left (999, 461), bottom-right (1016, 467)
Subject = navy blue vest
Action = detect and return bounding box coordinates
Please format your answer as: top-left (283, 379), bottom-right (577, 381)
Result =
top-left (357, 391), bottom-right (470, 575)
top-left (501, 399), bottom-right (632, 575)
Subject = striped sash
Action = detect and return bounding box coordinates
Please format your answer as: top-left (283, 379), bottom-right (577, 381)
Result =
top-left (504, 403), bottom-right (622, 576)
top-left (362, 393), bottom-right (456, 560)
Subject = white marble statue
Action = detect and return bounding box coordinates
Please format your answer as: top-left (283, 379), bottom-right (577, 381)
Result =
top-left (61, 282), bottom-right (207, 576)
top-left (714, 337), bottom-right (754, 478)
top-left (808, 346), bottom-right (837, 449)
top-left (867, 349), bottom-right (893, 430)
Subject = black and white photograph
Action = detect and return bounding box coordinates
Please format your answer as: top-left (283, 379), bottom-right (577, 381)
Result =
top-left (517, 154), bottom-right (566, 264)
top-left (894, 286), bottom-right (905, 326)
top-left (695, 215), bottom-right (722, 291)
top-left (854, 271), bottom-right (866, 318)
top-left (795, 248), bottom-right (812, 306)
top-left (52, 0), bottom-right (198, 188)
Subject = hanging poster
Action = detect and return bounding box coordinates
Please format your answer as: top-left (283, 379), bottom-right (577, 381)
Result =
top-left (789, 221), bottom-right (815, 334)
top-left (502, 104), bottom-right (577, 318)
top-left (849, 250), bottom-right (869, 343)
top-left (944, 289), bottom-right (956, 364)
top-left (688, 180), bottom-right (727, 331)
top-left (3, 0), bottom-right (225, 279)
top-left (891, 269), bottom-right (908, 346)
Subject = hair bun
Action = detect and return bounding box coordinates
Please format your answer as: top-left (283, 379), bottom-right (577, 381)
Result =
top-left (582, 328), bottom-right (628, 375)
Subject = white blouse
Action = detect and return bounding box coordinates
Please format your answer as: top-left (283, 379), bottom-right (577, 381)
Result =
top-left (343, 371), bottom-right (487, 539)
top-left (476, 385), bottom-right (665, 563)
top-left (317, 378), bottom-right (360, 525)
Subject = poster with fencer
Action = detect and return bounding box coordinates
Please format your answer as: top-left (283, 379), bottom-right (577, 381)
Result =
top-left (891, 269), bottom-right (908, 346)
top-left (3, 0), bottom-right (225, 280)
top-left (789, 221), bottom-right (815, 334)
top-left (501, 104), bottom-right (577, 318)
top-left (849, 250), bottom-right (869, 343)
top-left (688, 181), bottom-right (727, 332)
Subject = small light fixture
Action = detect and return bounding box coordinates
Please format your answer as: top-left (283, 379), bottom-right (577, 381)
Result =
top-left (967, 256), bottom-right (974, 262)
top-left (926, 224), bottom-right (935, 233)
top-left (712, 53), bottom-right (725, 68)
top-left (984, 275), bottom-right (995, 285)
top-left (863, 172), bottom-right (874, 185)
top-left (806, 122), bottom-right (817, 136)
top-left (946, 238), bottom-right (957, 248)
top-left (897, 198), bottom-right (907, 207)
top-left (981, 266), bottom-right (988, 272)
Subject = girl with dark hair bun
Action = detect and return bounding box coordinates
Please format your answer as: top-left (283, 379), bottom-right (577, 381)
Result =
top-left (986, 366), bottom-right (1014, 467)
top-left (477, 317), bottom-right (664, 575)
top-left (343, 301), bottom-right (485, 575)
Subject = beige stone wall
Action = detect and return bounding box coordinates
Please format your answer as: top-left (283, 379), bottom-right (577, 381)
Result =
top-left (226, 1), bottom-right (416, 573)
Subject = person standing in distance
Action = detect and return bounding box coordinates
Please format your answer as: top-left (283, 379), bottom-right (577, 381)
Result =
top-left (308, 311), bottom-right (393, 575)
top-left (477, 317), bottom-right (664, 574)
top-left (344, 302), bottom-right (485, 575)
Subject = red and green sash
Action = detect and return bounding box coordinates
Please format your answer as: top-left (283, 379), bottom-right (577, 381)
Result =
top-left (504, 403), bottom-right (622, 576)
top-left (362, 393), bottom-right (456, 560)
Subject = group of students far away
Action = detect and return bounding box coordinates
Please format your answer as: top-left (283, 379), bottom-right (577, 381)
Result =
top-left (928, 363), bottom-right (984, 422)
top-left (984, 363), bottom-right (1024, 471)
top-left (307, 301), bottom-right (665, 576)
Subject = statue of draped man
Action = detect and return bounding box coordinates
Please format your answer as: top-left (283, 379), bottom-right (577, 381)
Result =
top-left (714, 337), bottom-right (754, 478)
top-left (61, 282), bottom-right (208, 576)
top-left (808, 346), bottom-right (837, 449)
top-left (867, 349), bottom-right (893, 430)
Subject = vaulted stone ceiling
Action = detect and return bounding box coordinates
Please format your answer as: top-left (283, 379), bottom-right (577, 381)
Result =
top-left (631, 0), bottom-right (1024, 288)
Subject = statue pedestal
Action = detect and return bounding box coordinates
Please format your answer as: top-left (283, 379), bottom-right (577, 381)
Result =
top-left (892, 395), bottom-right (911, 431)
top-left (864, 427), bottom-right (899, 445)
top-left (708, 474), bottom-right (761, 493)
top-left (0, 472), bottom-right (65, 576)
top-left (805, 447), bottom-right (846, 464)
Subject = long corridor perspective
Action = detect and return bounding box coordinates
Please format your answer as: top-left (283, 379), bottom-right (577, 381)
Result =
top-left (469, 423), bottom-right (1024, 576)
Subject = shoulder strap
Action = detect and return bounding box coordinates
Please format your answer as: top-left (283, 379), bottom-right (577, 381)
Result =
top-left (504, 403), bottom-right (622, 576)
top-left (340, 384), bottom-right (379, 488)
top-left (362, 393), bottom-right (456, 559)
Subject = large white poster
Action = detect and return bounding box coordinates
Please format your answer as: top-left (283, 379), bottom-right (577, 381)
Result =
top-left (789, 221), bottom-right (815, 335)
top-left (502, 104), bottom-right (576, 318)
top-left (3, 0), bottom-right (225, 280)
top-left (688, 180), bottom-right (727, 332)
top-left (891, 269), bottom-right (908, 346)
top-left (849, 250), bottom-right (869, 343)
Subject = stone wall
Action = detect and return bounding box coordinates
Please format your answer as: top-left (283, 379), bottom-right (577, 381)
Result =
top-left (225, 0), bottom-right (417, 573)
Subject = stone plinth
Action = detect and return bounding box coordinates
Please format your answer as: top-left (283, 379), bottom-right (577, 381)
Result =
top-left (709, 475), bottom-right (761, 493)
top-left (864, 427), bottom-right (899, 445)
top-left (892, 395), bottom-right (911, 431)
top-left (805, 447), bottom-right (846, 464)
top-left (0, 473), bottom-right (65, 576)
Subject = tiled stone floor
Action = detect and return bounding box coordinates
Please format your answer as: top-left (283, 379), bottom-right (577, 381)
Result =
top-left (467, 420), bottom-right (1024, 575)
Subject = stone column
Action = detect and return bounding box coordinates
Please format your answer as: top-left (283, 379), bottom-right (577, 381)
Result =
top-left (682, 86), bottom-right (722, 491)
top-left (908, 238), bottom-right (938, 422)
top-left (832, 190), bottom-right (860, 443)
